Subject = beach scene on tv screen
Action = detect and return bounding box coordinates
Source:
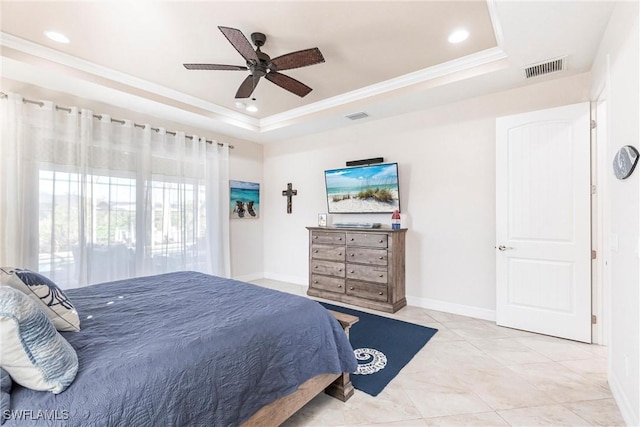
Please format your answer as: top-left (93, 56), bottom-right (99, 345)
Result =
top-left (325, 163), bottom-right (400, 213)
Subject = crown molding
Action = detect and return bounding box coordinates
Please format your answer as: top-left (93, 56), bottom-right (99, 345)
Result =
top-left (486, 0), bottom-right (505, 50)
top-left (0, 32), bottom-right (259, 130)
top-left (259, 46), bottom-right (507, 130)
top-left (260, 0), bottom-right (507, 129)
top-left (2, 28), bottom-right (507, 135)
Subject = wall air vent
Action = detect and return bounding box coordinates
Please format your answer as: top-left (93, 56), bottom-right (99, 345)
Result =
top-left (523, 56), bottom-right (567, 79)
top-left (345, 112), bottom-right (369, 120)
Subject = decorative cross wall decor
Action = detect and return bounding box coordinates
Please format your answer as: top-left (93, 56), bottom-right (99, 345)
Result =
top-left (282, 183), bottom-right (297, 214)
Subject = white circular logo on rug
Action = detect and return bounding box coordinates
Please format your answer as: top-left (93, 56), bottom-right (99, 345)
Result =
top-left (353, 348), bottom-right (387, 375)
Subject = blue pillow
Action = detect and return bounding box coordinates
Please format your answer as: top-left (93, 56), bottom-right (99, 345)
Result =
top-left (0, 369), bottom-right (10, 425)
top-left (0, 286), bottom-right (78, 394)
top-left (0, 267), bottom-right (80, 332)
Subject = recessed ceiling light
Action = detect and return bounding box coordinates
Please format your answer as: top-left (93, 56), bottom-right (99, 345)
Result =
top-left (235, 101), bottom-right (246, 109)
top-left (448, 29), bottom-right (469, 44)
top-left (44, 31), bottom-right (70, 44)
top-left (246, 105), bottom-right (258, 113)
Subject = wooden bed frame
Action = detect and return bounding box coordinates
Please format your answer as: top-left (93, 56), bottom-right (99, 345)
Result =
top-left (243, 310), bottom-right (359, 426)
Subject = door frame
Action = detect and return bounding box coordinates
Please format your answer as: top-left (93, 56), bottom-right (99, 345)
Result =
top-left (592, 81), bottom-right (611, 346)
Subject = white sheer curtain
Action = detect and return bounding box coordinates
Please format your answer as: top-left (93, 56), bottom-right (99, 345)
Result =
top-left (0, 93), bottom-right (230, 288)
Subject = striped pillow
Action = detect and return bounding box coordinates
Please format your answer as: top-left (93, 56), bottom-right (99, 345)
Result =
top-left (0, 267), bottom-right (80, 332)
top-left (0, 286), bottom-right (78, 394)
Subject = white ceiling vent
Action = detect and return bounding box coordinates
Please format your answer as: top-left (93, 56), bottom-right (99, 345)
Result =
top-left (523, 56), bottom-right (567, 79)
top-left (345, 112), bottom-right (369, 120)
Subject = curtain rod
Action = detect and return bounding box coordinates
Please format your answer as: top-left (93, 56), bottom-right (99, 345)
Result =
top-left (0, 92), bottom-right (234, 149)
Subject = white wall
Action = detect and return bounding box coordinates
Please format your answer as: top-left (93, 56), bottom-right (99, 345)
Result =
top-left (590, 3), bottom-right (640, 425)
top-left (1, 80), bottom-right (265, 280)
top-left (263, 72), bottom-right (591, 319)
top-left (228, 141), bottom-right (264, 281)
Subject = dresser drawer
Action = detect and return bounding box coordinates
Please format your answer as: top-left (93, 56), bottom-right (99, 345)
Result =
top-left (346, 281), bottom-right (388, 302)
top-left (311, 231), bottom-right (345, 245)
top-left (346, 233), bottom-right (388, 248)
top-left (311, 275), bottom-right (345, 293)
top-left (311, 244), bottom-right (345, 261)
top-left (311, 260), bottom-right (346, 277)
top-left (346, 247), bottom-right (387, 266)
top-left (346, 264), bottom-right (388, 283)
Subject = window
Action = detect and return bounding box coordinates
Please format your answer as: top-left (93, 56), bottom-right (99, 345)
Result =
top-left (1, 97), bottom-right (229, 288)
top-left (149, 179), bottom-right (207, 272)
top-left (38, 169), bottom-right (207, 286)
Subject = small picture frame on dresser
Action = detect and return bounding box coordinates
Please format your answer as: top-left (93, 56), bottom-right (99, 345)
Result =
top-left (318, 213), bottom-right (327, 227)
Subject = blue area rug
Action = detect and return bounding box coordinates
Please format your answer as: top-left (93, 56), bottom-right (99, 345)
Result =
top-left (320, 302), bottom-right (437, 397)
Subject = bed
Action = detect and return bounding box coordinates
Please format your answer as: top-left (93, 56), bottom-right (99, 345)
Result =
top-left (4, 271), bottom-right (358, 426)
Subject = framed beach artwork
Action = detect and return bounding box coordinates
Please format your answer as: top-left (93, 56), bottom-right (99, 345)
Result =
top-left (230, 180), bottom-right (260, 219)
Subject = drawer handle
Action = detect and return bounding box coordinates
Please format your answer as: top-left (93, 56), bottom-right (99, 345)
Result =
top-left (349, 286), bottom-right (354, 290)
top-left (379, 256), bottom-right (384, 259)
top-left (350, 253), bottom-right (355, 257)
top-left (338, 269), bottom-right (343, 272)
top-left (337, 285), bottom-right (342, 288)
top-left (313, 250), bottom-right (318, 253)
top-left (313, 280), bottom-right (318, 284)
top-left (378, 291), bottom-right (383, 295)
top-left (338, 237), bottom-right (343, 241)
top-left (338, 253), bottom-right (343, 256)
top-left (379, 239), bottom-right (384, 243)
top-left (314, 265), bottom-right (318, 269)
top-left (350, 270), bottom-right (354, 274)
top-left (350, 238), bottom-right (355, 241)
top-left (314, 236), bottom-right (318, 239)
top-left (379, 274), bottom-right (384, 278)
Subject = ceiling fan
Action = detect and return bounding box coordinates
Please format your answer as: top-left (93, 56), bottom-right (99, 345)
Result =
top-left (184, 26), bottom-right (325, 99)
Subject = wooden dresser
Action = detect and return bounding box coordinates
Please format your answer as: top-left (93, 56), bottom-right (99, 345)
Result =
top-left (306, 226), bottom-right (407, 313)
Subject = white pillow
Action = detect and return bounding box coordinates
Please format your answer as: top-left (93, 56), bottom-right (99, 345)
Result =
top-left (0, 286), bottom-right (78, 394)
top-left (0, 267), bottom-right (80, 332)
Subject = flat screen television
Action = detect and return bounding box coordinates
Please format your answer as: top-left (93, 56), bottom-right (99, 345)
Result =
top-left (324, 163), bottom-right (400, 214)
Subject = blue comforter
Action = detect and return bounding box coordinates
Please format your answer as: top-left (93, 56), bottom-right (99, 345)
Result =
top-left (6, 272), bottom-right (357, 426)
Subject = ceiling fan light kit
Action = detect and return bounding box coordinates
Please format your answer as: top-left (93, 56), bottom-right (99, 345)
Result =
top-left (184, 26), bottom-right (324, 99)
top-left (234, 101), bottom-right (258, 113)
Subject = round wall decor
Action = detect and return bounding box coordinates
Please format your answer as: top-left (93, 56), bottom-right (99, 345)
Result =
top-left (613, 145), bottom-right (639, 180)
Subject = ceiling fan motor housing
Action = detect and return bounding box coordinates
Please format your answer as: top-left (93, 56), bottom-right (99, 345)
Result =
top-left (250, 50), bottom-right (271, 77)
top-left (246, 33), bottom-right (270, 76)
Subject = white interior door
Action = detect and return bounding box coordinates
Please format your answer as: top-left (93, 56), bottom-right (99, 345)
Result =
top-left (496, 102), bottom-right (591, 343)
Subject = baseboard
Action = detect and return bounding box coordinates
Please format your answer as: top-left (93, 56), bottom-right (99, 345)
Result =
top-left (262, 272), bottom-right (307, 286)
top-left (250, 273), bottom-right (495, 321)
top-left (232, 273), bottom-right (265, 283)
top-left (609, 370), bottom-right (639, 426)
top-left (406, 295), bottom-right (496, 321)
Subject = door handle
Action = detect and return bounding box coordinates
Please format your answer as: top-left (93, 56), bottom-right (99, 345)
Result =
top-left (497, 245), bottom-right (514, 251)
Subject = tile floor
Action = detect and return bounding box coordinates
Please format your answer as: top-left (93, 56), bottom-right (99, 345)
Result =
top-left (251, 279), bottom-right (626, 427)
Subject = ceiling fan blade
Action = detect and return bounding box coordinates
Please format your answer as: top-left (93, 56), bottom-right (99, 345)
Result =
top-left (183, 64), bottom-right (248, 71)
top-left (235, 75), bottom-right (260, 99)
top-left (218, 26), bottom-right (259, 63)
top-left (265, 72), bottom-right (312, 97)
top-left (270, 48), bottom-right (325, 71)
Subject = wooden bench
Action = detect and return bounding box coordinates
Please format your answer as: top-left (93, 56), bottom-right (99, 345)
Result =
top-left (243, 310), bottom-right (359, 426)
